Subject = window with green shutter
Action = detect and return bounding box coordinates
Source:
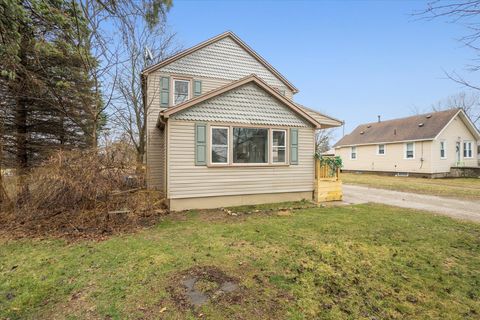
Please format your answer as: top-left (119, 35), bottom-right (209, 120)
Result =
top-left (160, 76), bottom-right (170, 107)
top-left (290, 128), bottom-right (298, 165)
top-left (195, 123), bottom-right (207, 166)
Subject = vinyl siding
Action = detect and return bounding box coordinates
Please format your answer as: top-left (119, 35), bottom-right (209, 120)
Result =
top-left (431, 115), bottom-right (478, 172)
top-left (158, 36), bottom-right (294, 98)
top-left (171, 83), bottom-right (308, 127)
top-left (145, 74), bottom-right (230, 190)
top-left (335, 113), bottom-right (479, 174)
top-left (336, 141), bottom-right (434, 173)
top-left (145, 72), bottom-right (165, 190)
top-left (167, 120), bottom-right (315, 199)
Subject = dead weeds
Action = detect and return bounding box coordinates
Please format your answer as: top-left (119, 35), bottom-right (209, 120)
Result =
top-left (0, 147), bottom-right (168, 241)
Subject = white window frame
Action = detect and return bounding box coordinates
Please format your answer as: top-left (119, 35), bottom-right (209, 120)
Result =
top-left (463, 141), bottom-right (473, 158)
top-left (173, 79), bottom-right (191, 106)
top-left (350, 146), bottom-right (357, 160)
top-left (440, 140), bottom-right (447, 159)
top-left (210, 126), bottom-right (229, 165)
top-left (377, 144), bottom-right (386, 156)
top-left (404, 142), bottom-right (415, 159)
top-left (271, 129), bottom-right (287, 164)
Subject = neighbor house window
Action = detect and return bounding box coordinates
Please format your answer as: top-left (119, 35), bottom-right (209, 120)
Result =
top-left (377, 144), bottom-right (385, 155)
top-left (440, 141), bottom-right (446, 159)
top-left (211, 127), bottom-right (228, 164)
top-left (405, 142), bottom-right (415, 159)
top-left (272, 130), bottom-right (286, 163)
top-left (173, 79), bottom-right (190, 105)
top-left (233, 128), bottom-right (268, 163)
top-left (350, 146), bottom-right (357, 159)
top-left (463, 141), bottom-right (473, 158)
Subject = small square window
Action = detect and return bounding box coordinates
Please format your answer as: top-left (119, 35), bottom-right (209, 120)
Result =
top-left (377, 144), bottom-right (385, 155)
top-left (173, 80), bottom-right (190, 105)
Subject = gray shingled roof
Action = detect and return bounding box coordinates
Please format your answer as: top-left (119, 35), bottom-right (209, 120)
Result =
top-left (171, 82), bottom-right (309, 127)
top-left (334, 108), bottom-right (461, 147)
top-left (295, 103), bottom-right (343, 128)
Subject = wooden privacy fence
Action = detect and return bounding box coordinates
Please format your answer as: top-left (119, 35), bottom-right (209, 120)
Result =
top-left (314, 157), bottom-right (342, 202)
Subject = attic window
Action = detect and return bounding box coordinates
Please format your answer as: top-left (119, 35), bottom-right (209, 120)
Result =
top-left (418, 123), bottom-right (424, 127)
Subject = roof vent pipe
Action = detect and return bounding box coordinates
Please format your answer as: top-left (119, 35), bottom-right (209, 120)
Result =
top-left (377, 115), bottom-right (381, 123)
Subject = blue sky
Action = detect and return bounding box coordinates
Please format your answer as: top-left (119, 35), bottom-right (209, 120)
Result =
top-left (166, 0), bottom-right (478, 139)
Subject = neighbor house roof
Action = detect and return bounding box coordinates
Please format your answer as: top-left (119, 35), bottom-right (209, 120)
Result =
top-left (160, 75), bottom-right (341, 129)
top-left (334, 108), bottom-right (480, 147)
top-left (141, 31), bottom-right (299, 93)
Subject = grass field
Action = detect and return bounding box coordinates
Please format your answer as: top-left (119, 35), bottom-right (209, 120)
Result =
top-left (342, 173), bottom-right (480, 200)
top-left (1, 202), bottom-right (479, 319)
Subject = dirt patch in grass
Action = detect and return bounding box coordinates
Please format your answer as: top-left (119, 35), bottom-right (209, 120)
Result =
top-left (167, 266), bottom-right (241, 309)
top-left (169, 200), bottom-right (319, 224)
top-left (166, 265), bottom-right (293, 319)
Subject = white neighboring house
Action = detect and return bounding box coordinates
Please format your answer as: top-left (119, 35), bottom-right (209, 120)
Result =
top-left (333, 109), bottom-right (480, 177)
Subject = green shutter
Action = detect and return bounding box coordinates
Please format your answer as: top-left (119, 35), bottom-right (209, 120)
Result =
top-left (195, 123), bottom-right (207, 166)
top-left (290, 128), bottom-right (298, 165)
top-left (160, 76), bottom-right (170, 107)
top-left (193, 80), bottom-right (202, 97)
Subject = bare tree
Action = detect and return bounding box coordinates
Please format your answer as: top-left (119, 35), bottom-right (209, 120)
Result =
top-left (110, 12), bottom-right (180, 171)
top-left (431, 91), bottom-right (480, 126)
top-left (71, 1), bottom-right (173, 148)
top-left (315, 129), bottom-right (335, 154)
top-left (418, 2), bottom-right (480, 96)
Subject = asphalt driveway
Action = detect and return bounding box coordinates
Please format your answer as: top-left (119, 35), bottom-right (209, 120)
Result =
top-left (343, 184), bottom-right (480, 222)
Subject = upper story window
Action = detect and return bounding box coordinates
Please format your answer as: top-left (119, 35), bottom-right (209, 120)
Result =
top-left (440, 141), bottom-right (446, 159)
top-left (377, 144), bottom-right (385, 155)
top-left (405, 142), bottom-right (415, 159)
top-left (463, 141), bottom-right (473, 158)
top-left (173, 79), bottom-right (190, 105)
top-left (272, 130), bottom-right (286, 163)
top-left (350, 146), bottom-right (357, 160)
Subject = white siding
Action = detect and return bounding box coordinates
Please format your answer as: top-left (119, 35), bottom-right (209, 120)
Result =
top-left (336, 141), bottom-right (434, 174)
top-left (335, 114), bottom-right (479, 174)
top-left (167, 121), bottom-right (315, 199)
top-left (431, 115), bottom-right (478, 172)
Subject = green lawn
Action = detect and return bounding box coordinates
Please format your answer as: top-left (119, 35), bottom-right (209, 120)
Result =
top-left (342, 173), bottom-right (480, 201)
top-left (1, 203), bottom-right (479, 319)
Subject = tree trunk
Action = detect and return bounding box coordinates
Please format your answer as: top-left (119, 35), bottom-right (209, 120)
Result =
top-left (15, 95), bottom-right (28, 193)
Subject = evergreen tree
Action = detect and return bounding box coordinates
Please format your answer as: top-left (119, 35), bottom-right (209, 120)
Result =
top-left (1, 0), bottom-right (98, 177)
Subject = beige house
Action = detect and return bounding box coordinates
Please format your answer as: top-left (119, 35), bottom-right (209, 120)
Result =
top-left (141, 31), bottom-right (342, 210)
top-left (334, 109), bottom-right (480, 177)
